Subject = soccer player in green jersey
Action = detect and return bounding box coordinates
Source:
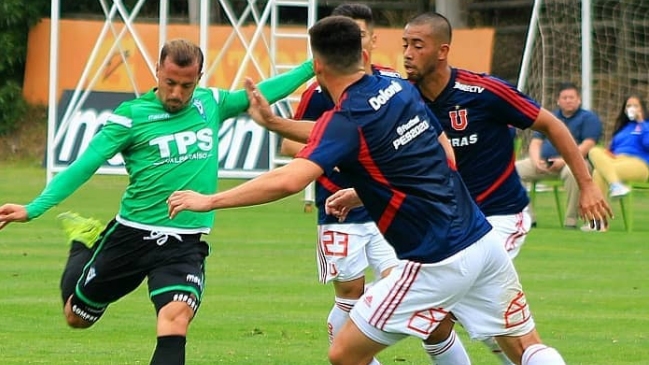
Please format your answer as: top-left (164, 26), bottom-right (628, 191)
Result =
top-left (0, 38), bottom-right (314, 365)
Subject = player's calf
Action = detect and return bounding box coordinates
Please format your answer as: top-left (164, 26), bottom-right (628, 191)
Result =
top-left (64, 295), bottom-right (106, 328)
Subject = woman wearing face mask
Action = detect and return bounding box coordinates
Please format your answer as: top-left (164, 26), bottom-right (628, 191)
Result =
top-left (584, 94), bottom-right (649, 231)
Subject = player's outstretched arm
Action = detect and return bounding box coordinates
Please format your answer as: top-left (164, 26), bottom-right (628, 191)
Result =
top-left (280, 139), bottom-right (305, 158)
top-left (0, 204), bottom-right (28, 230)
top-left (168, 158), bottom-right (324, 218)
top-left (23, 147), bottom-right (110, 221)
top-left (1, 110), bottom-right (129, 226)
top-left (220, 60), bottom-right (315, 120)
top-left (255, 59), bottom-right (314, 104)
top-left (244, 77), bottom-right (314, 143)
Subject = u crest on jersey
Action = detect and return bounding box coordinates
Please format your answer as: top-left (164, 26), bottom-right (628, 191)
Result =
top-left (449, 109), bottom-right (469, 131)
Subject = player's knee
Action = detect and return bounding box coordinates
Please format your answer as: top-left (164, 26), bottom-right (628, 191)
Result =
top-left (153, 291), bottom-right (200, 329)
top-left (158, 301), bottom-right (194, 327)
top-left (328, 343), bottom-right (347, 365)
top-left (328, 344), bottom-right (370, 365)
top-left (333, 277), bottom-right (365, 299)
top-left (64, 295), bottom-right (105, 329)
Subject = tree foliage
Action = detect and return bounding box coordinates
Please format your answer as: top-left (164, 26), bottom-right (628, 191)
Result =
top-left (0, 0), bottom-right (48, 135)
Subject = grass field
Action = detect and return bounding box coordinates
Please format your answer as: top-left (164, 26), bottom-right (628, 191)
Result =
top-left (1, 163), bottom-right (648, 364)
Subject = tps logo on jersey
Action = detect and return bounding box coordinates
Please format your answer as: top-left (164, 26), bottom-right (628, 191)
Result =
top-left (150, 127), bottom-right (213, 165)
top-left (453, 81), bottom-right (484, 93)
top-left (449, 108), bottom-right (469, 131)
top-left (368, 80), bottom-right (403, 110)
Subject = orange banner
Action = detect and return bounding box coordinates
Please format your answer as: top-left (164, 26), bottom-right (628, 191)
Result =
top-left (23, 18), bottom-right (494, 104)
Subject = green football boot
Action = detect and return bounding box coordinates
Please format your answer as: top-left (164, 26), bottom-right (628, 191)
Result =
top-left (57, 211), bottom-right (105, 248)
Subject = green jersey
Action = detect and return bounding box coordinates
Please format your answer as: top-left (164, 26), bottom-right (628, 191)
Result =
top-left (26, 60), bottom-right (314, 233)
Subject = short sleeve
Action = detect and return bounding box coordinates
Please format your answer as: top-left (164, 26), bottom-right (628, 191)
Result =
top-left (483, 75), bottom-right (541, 131)
top-left (296, 112), bottom-right (359, 174)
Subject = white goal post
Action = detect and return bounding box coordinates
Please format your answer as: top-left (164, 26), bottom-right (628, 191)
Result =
top-left (518, 0), bottom-right (649, 145)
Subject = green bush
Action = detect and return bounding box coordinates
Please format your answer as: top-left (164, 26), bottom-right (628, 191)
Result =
top-left (0, 82), bottom-right (28, 135)
top-left (0, 0), bottom-right (48, 136)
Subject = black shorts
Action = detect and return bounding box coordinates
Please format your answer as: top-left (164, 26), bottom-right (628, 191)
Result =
top-left (74, 220), bottom-right (210, 314)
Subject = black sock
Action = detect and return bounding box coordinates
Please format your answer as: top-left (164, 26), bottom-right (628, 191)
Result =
top-left (59, 241), bottom-right (92, 305)
top-left (150, 335), bottom-right (186, 365)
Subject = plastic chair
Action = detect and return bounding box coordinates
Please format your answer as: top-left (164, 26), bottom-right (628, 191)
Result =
top-left (529, 179), bottom-right (564, 227)
top-left (617, 181), bottom-right (649, 232)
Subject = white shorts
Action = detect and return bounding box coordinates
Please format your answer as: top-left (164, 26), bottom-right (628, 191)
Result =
top-left (349, 230), bottom-right (536, 345)
top-left (317, 222), bottom-right (399, 284)
top-left (486, 207), bottom-right (532, 259)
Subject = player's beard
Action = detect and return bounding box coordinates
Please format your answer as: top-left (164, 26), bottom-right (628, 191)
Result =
top-left (405, 71), bottom-right (422, 83)
top-left (405, 62), bottom-right (437, 84)
top-left (404, 62), bottom-right (423, 83)
top-left (164, 98), bottom-right (187, 113)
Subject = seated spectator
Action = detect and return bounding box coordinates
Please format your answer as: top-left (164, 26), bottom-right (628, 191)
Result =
top-left (588, 94), bottom-right (649, 199)
top-left (516, 82), bottom-right (603, 228)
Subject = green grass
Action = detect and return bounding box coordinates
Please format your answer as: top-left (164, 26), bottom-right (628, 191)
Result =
top-left (1, 164), bottom-right (648, 364)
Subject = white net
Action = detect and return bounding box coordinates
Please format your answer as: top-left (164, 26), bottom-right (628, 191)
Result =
top-left (518, 0), bottom-right (649, 145)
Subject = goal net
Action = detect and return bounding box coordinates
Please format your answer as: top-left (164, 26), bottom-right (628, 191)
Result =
top-left (518, 0), bottom-right (649, 146)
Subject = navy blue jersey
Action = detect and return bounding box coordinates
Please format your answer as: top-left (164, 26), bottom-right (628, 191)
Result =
top-left (296, 75), bottom-right (492, 263)
top-left (295, 65), bottom-right (401, 225)
top-left (422, 68), bottom-right (540, 216)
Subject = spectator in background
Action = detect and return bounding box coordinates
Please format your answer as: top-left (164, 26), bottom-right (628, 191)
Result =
top-left (516, 82), bottom-right (603, 228)
top-left (585, 94), bottom-right (649, 231)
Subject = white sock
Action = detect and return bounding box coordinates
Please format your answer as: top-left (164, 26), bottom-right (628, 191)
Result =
top-left (327, 297), bottom-right (356, 344)
top-left (422, 330), bottom-right (471, 365)
top-left (481, 337), bottom-right (515, 365)
top-left (328, 297), bottom-right (382, 365)
top-left (522, 344), bottom-right (566, 365)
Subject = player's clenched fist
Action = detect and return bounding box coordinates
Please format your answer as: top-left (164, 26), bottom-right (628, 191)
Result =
top-left (0, 204), bottom-right (28, 230)
top-left (325, 188), bottom-right (363, 223)
top-left (167, 191), bottom-right (213, 219)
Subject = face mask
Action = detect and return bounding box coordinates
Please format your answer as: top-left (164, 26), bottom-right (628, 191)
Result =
top-left (626, 106), bottom-right (638, 121)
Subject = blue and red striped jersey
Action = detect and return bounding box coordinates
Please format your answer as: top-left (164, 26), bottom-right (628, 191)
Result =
top-left (422, 68), bottom-right (540, 216)
top-left (294, 65), bottom-right (400, 225)
top-left (296, 74), bottom-right (492, 263)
